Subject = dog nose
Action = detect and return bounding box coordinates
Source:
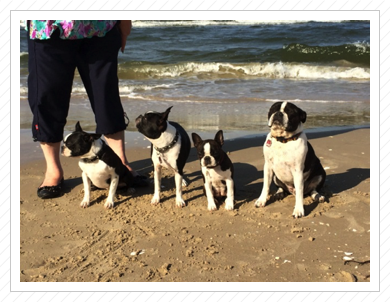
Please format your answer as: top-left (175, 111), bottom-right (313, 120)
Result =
top-left (275, 112), bottom-right (283, 118)
top-left (204, 156), bottom-right (211, 165)
top-left (273, 112), bottom-right (284, 122)
top-left (135, 115), bottom-right (143, 125)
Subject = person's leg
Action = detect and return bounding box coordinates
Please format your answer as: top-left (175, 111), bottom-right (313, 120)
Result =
top-left (76, 26), bottom-right (124, 135)
top-left (104, 132), bottom-right (149, 188)
top-left (104, 131), bottom-right (135, 173)
top-left (39, 142), bottom-right (63, 187)
top-left (28, 29), bottom-right (78, 191)
top-left (76, 26), bottom-right (139, 176)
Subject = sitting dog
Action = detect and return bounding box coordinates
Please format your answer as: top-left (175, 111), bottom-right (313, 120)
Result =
top-left (255, 101), bottom-right (326, 218)
top-left (135, 106), bottom-right (191, 207)
top-left (192, 130), bottom-right (235, 211)
top-left (61, 122), bottom-right (134, 209)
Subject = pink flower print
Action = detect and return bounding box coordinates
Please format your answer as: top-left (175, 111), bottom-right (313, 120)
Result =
top-left (44, 26), bottom-right (51, 38)
top-left (60, 21), bottom-right (74, 38)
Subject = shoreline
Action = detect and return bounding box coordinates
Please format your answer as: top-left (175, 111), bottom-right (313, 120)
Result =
top-left (20, 124), bottom-right (369, 165)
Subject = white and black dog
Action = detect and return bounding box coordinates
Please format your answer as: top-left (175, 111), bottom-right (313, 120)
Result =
top-left (192, 131), bottom-right (235, 211)
top-left (255, 101), bottom-right (326, 218)
top-left (61, 122), bottom-right (134, 209)
top-left (135, 107), bottom-right (191, 207)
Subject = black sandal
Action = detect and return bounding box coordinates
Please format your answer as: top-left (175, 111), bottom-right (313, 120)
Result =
top-left (37, 178), bottom-right (64, 199)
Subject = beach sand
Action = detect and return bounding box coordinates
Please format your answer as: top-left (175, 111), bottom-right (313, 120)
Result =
top-left (20, 128), bottom-right (370, 282)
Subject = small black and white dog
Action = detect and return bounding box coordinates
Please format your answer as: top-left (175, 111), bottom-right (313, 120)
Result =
top-left (192, 130), bottom-right (235, 211)
top-left (61, 122), bottom-right (134, 209)
top-left (255, 101), bottom-right (326, 218)
top-left (135, 107), bottom-right (191, 207)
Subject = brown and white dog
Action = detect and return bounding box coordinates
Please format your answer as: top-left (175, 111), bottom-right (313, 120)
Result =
top-left (255, 101), bottom-right (326, 218)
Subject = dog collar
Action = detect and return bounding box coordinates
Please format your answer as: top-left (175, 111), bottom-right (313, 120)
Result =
top-left (82, 140), bottom-right (106, 163)
top-left (272, 132), bottom-right (302, 144)
top-left (154, 131), bottom-right (179, 154)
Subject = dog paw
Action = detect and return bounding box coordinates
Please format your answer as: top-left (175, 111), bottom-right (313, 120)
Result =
top-left (292, 207), bottom-right (304, 218)
top-left (225, 203), bottom-right (234, 211)
top-left (176, 198), bottom-right (186, 208)
top-left (255, 198), bottom-right (267, 208)
top-left (104, 200), bottom-right (114, 209)
top-left (224, 198), bottom-right (234, 210)
top-left (273, 191), bottom-right (287, 201)
top-left (208, 202), bottom-right (217, 211)
top-left (80, 200), bottom-right (90, 208)
top-left (151, 196), bottom-right (160, 205)
top-left (182, 179), bottom-right (188, 187)
top-left (176, 201), bottom-right (186, 208)
top-left (311, 192), bottom-right (325, 203)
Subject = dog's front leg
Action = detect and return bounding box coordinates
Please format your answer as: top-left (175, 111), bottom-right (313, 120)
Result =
top-left (81, 171), bottom-right (91, 208)
top-left (225, 178), bottom-right (235, 210)
top-left (151, 163), bottom-right (162, 205)
top-left (174, 173), bottom-right (186, 208)
top-left (104, 175), bottom-right (118, 209)
top-left (292, 171), bottom-right (305, 218)
top-left (204, 173), bottom-right (217, 211)
top-left (255, 161), bottom-right (273, 207)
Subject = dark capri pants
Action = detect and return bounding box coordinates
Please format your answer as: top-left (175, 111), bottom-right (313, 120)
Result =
top-left (27, 24), bottom-right (126, 143)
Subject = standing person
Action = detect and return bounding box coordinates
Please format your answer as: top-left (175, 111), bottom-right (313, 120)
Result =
top-left (26, 20), bottom-right (147, 199)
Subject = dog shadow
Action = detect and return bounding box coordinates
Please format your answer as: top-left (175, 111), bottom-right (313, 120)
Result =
top-left (63, 177), bottom-right (82, 194)
top-left (232, 162), bottom-right (263, 209)
top-left (279, 167), bottom-right (370, 216)
top-left (325, 168), bottom-right (370, 194)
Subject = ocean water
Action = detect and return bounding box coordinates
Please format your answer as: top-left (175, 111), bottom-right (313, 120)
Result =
top-left (20, 20), bottom-right (370, 136)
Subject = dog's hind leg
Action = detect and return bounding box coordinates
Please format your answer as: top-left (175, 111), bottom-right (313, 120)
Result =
top-left (306, 175), bottom-right (326, 203)
top-left (272, 176), bottom-right (289, 201)
top-left (310, 190), bottom-right (325, 203)
top-left (273, 187), bottom-right (288, 201)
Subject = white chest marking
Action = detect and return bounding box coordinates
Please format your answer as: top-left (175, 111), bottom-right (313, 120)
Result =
top-left (263, 133), bottom-right (308, 185)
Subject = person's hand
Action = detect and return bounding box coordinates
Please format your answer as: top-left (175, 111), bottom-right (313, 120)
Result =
top-left (118, 20), bottom-right (132, 53)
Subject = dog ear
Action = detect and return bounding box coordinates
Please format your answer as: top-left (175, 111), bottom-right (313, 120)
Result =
top-left (75, 121), bottom-right (82, 132)
top-left (91, 133), bottom-right (102, 140)
top-left (191, 133), bottom-right (202, 147)
top-left (157, 106), bottom-right (173, 128)
top-left (214, 130), bottom-right (224, 146)
top-left (268, 102), bottom-right (282, 121)
top-left (84, 133), bottom-right (102, 142)
top-left (161, 106), bottom-right (173, 121)
top-left (299, 108), bottom-right (307, 123)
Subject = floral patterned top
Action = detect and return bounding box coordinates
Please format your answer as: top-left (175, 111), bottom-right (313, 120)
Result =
top-left (25, 20), bottom-right (117, 40)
